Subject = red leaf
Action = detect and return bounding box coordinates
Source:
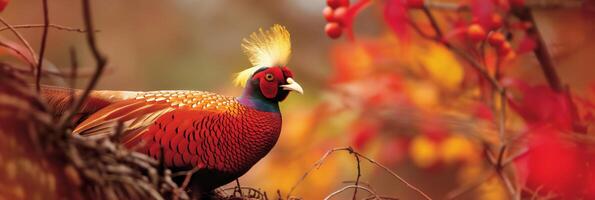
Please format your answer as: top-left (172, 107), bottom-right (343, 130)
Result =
top-left (473, 102), bottom-right (494, 121)
top-left (470, 0), bottom-right (497, 30)
top-left (509, 84), bottom-right (573, 130)
top-left (383, 0), bottom-right (410, 42)
top-left (524, 129), bottom-right (580, 195)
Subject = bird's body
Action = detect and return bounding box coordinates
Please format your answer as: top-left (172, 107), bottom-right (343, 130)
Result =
top-left (40, 24), bottom-right (303, 195)
top-left (78, 89), bottom-right (282, 191)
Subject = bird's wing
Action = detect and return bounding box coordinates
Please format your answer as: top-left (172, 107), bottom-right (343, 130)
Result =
top-left (73, 90), bottom-right (234, 141)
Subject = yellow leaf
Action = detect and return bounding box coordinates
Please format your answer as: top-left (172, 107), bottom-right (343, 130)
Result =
top-left (419, 45), bottom-right (464, 90)
top-left (440, 135), bottom-right (479, 165)
top-left (409, 135), bottom-right (438, 168)
top-left (407, 81), bottom-right (439, 108)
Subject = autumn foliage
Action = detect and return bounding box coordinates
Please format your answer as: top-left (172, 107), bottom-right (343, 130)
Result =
top-left (319, 0), bottom-right (595, 198)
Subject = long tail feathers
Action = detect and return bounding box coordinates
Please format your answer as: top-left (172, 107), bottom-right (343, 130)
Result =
top-left (39, 85), bottom-right (138, 122)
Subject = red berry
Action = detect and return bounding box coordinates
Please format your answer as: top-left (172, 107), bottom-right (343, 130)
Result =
top-left (488, 32), bottom-right (506, 47)
top-left (466, 24), bottom-right (486, 42)
top-left (323, 6), bottom-right (335, 22)
top-left (325, 22), bottom-right (343, 39)
top-left (497, 42), bottom-right (512, 56)
top-left (327, 0), bottom-right (349, 9)
top-left (333, 7), bottom-right (348, 24)
top-left (0, 0), bottom-right (10, 12)
top-left (489, 14), bottom-right (503, 29)
top-left (404, 0), bottom-right (425, 8)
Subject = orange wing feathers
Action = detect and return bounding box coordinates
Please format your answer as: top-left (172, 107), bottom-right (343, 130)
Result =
top-left (73, 90), bottom-right (235, 139)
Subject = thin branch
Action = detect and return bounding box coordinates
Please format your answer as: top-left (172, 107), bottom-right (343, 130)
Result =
top-left (407, 19), bottom-right (434, 40)
top-left (0, 42), bottom-right (37, 67)
top-left (59, 0), bottom-right (108, 128)
top-left (288, 147), bottom-right (343, 198)
top-left (497, 172), bottom-right (517, 199)
top-left (416, 5), bottom-right (504, 92)
top-left (173, 166), bottom-right (199, 200)
top-left (522, 11), bottom-right (563, 92)
top-left (324, 185), bottom-right (379, 200)
top-left (496, 89), bottom-right (508, 169)
top-left (0, 24), bottom-right (91, 33)
top-left (353, 154), bottom-right (362, 200)
top-left (0, 16), bottom-right (38, 69)
top-left (353, 150), bottom-right (431, 200)
top-left (235, 179), bottom-right (244, 197)
top-left (412, 5), bottom-right (520, 199)
top-left (36, 0), bottom-right (51, 93)
top-left (288, 147), bottom-right (432, 200)
top-left (516, 9), bottom-right (585, 132)
top-left (422, 7), bottom-right (443, 39)
top-left (69, 47), bottom-right (79, 89)
top-left (446, 171), bottom-right (495, 200)
top-left (503, 148), bottom-right (529, 166)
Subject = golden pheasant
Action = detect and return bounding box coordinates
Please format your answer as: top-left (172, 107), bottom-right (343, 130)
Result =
top-left (41, 24), bottom-right (303, 194)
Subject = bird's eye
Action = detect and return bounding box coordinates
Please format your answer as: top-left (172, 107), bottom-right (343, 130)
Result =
top-left (265, 73), bottom-right (274, 81)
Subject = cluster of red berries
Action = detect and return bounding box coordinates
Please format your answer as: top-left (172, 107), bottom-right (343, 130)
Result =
top-left (323, 0), bottom-right (350, 39)
top-left (464, 14), bottom-right (513, 58)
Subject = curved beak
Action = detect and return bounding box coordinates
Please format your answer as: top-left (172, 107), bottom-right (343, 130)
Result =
top-left (281, 78), bottom-right (304, 94)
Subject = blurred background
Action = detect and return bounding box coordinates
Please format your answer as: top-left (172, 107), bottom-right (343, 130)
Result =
top-left (3, 0), bottom-right (595, 199)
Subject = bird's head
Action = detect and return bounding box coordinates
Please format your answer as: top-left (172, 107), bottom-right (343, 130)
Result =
top-left (235, 24), bottom-right (303, 103)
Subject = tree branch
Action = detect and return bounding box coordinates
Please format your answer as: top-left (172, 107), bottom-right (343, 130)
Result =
top-left (324, 185), bottom-right (379, 200)
top-left (59, 0), bottom-right (108, 128)
top-left (0, 24), bottom-right (91, 33)
top-left (0, 17), bottom-right (38, 70)
top-left (288, 147), bottom-right (432, 200)
top-left (35, 0), bottom-right (50, 92)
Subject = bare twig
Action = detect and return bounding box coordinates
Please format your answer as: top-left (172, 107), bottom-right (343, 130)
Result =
top-left (516, 9), bottom-right (585, 132)
top-left (0, 17), bottom-right (38, 69)
top-left (422, 7), bottom-right (442, 39)
top-left (288, 147), bottom-right (432, 200)
top-left (59, 0), bottom-right (108, 128)
top-left (235, 179), bottom-right (244, 197)
top-left (36, 0), bottom-right (51, 92)
top-left (446, 171), bottom-right (495, 200)
top-left (496, 89), bottom-right (508, 168)
top-left (502, 148), bottom-right (529, 168)
top-left (497, 172), bottom-right (517, 199)
top-left (173, 166), bottom-right (199, 200)
top-left (0, 24), bottom-right (91, 33)
top-left (353, 154), bottom-right (361, 200)
top-left (521, 11), bottom-right (562, 92)
top-left (324, 185), bottom-right (379, 200)
top-left (415, 6), bottom-right (504, 92)
top-left (0, 41), bottom-right (37, 67)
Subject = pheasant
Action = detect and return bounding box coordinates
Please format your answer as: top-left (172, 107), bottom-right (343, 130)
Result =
top-left (41, 24), bottom-right (303, 194)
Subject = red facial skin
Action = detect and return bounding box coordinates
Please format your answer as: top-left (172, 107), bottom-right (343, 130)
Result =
top-left (250, 66), bottom-right (294, 101)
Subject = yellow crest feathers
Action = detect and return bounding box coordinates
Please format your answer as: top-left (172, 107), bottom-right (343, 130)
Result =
top-left (234, 24), bottom-right (291, 87)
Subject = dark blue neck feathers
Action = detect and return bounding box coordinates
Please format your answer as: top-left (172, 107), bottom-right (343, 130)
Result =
top-left (238, 82), bottom-right (280, 113)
